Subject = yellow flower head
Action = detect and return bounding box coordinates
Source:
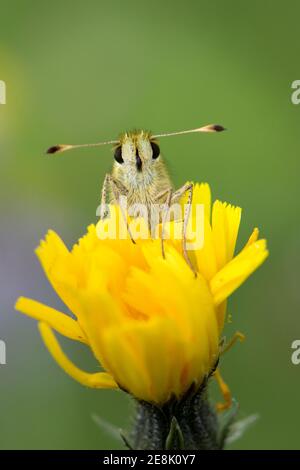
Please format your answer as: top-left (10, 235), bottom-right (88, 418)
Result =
top-left (15, 183), bottom-right (268, 405)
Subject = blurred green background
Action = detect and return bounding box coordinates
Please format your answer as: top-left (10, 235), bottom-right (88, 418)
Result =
top-left (0, 0), bottom-right (299, 450)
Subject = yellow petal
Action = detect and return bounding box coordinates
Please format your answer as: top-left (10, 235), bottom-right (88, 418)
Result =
top-left (101, 312), bottom-right (217, 404)
top-left (36, 230), bottom-right (71, 279)
top-left (180, 182), bottom-right (211, 221)
top-left (36, 230), bottom-right (83, 318)
top-left (243, 227), bottom-right (259, 248)
top-left (100, 325), bottom-right (153, 400)
top-left (212, 200), bottom-right (242, 269)
top-left (180, 184), bottom-right (215, 281)
top-left (135, 241), bottom-right (214, 336)
top-left (15, 297), bottom-right (88, 343)
top-left (210, 239), bottom-right (269, 306)
top-left (194, 216), bottom-right (218, 281)
top-left (71, 284), bottom-right (129, 375)
top-left (119, 242), bottom-right (219, 402)
top-left (191, 182), bottom-right (212, 221)
top-left (216, 300), bottom-right (227, 331)
top-left (38, 322), bottom-right (118, 389)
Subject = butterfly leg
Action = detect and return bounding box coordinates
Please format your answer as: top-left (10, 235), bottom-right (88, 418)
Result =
top-left (99, 174), bottom-right (111, 219)
top-left (158, 188), bottom-right (173, 259)
top-left (172, 182), bottom-right (195, 275)
top-left (100, 174), bottom-right (136, 244)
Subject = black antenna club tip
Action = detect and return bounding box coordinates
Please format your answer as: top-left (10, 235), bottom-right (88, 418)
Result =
top-left (46, 145), bottom-right (64, 154)
top-left (47, 146), bottom-right (59, 154)
top-left (213, 125), bottom-right (226, 132)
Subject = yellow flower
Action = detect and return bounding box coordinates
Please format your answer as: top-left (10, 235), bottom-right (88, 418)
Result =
top-left (15, 183), bottom-right (268, 405)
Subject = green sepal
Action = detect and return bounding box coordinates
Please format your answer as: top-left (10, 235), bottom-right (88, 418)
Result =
top-left (165, 417), bottom-right (185, 450)
top-left (217, 398), bottom-right (239, 448)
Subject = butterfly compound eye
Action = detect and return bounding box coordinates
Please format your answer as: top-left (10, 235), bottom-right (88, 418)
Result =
top-left (150, 142), bottom-right (160, 159)
top-left (114, 146), bottom-right (123, 164)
